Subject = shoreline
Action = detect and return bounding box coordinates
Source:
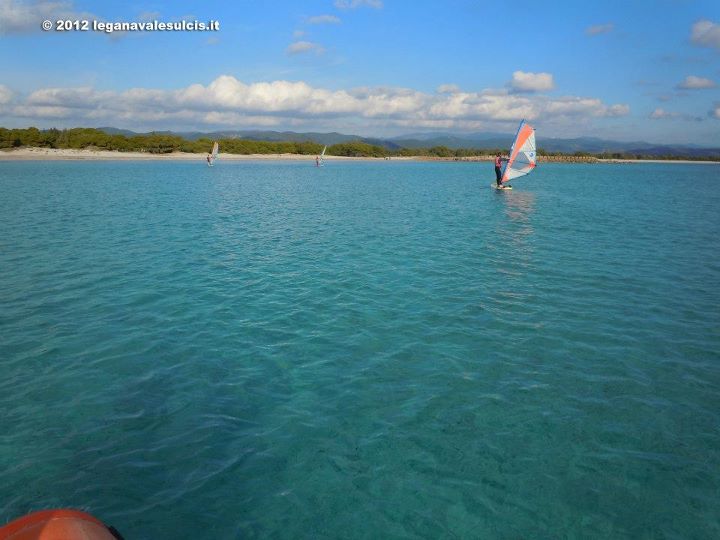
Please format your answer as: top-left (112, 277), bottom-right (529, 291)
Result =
top-left (0, 147), bottom-right (717, 165)
top-left (0, 148), bottom-right (399, 162)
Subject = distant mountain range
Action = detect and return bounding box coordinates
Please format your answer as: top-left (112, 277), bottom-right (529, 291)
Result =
top-left (97, 127), bottom-right (720, 158)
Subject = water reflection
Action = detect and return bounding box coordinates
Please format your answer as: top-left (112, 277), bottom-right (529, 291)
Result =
top-left (502, 190), bottom-right (536, 237)
top-left (494, 189), bottom-right (536, 280)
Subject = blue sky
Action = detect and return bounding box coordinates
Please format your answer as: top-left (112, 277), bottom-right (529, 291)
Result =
top-left (1, 0), bottom-right (719, 144)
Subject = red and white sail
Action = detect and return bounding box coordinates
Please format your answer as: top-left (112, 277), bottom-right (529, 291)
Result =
top-left (501, 120), bottom-right (536, 183)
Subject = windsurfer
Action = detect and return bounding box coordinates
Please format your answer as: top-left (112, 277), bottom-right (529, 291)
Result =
top-left (494, 153), bottom-right (508, 186)
top-left (207, 154), bottom-right (211, 165)
top-left (316, 156), bottom-right (320, 167)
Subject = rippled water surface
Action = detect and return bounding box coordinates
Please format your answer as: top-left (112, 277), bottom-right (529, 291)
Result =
top-left (1, 160), bottom-right (719, 538)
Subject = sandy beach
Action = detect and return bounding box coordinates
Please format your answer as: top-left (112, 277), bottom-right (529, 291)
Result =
top-left (0, 147), bottom-right (717, 164)
top-left (596, 158), bottom-right (719, 164)
top-left (0, 147), bottom-right (410, 161)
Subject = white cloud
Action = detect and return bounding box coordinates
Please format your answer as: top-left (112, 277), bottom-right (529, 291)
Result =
top-left (334, 0), bottom-right (382, 9)
top-left (437, 84), bottom-right (460, 94)
top-left (0, 84), bottom-right (13, 104)
top-left (690, 20), bottom-right (720, 49)
top-left (650, 108), bottom-right (703, 122)
top-left (293, 30), bottom-right (305, 38)
top-left (286, 41), bottom-right (325, 55)
top-left (677, 75), bottom-right (716, 89)
top-left (26, 86), bottom-right (115, 108)
top-left (307, 15), bottom-right (341, 24)
top-left (2, 76), bottom-right (631, 132)
top-left (0, 0), bottom-right (97, 34)
top-left (12, 104), bottom-right (75, 118)
top-left (606, 104), bottom-right (630, 116)
top-left (710, 104), bottom-right (720, 120)
top-left (544, 97), bottom-right (628, 117)
top-left (586, 23), bottom-right (613, 36)
top-left (353, 87), bottom-right (428, 118)
top-left (650, 108), bottom-right (677, 119)
top-left (427, 91), bottom-right (535, 121)
top-left (202, 111), bottom-right (283, 127)
top-left (509, 71), bottom-right (555, 93)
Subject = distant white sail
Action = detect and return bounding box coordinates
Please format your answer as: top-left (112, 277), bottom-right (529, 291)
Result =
top-left (320, 145), bottom-right (327, 165)
top-left (501, 121), bottom-right (536, 183)
top-left (207, 141), bottom-right (219, 166)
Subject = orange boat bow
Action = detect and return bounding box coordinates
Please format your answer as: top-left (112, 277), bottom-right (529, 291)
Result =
top-left (0, 509), bottom-right (120, 540)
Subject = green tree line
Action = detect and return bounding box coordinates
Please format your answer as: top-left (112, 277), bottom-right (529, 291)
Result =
top-left (1, 127), bottom-right (717, 161)
top-left (0, 127), bottom-right (327, 155)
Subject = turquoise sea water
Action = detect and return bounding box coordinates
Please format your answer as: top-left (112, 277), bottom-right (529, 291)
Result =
top-left (1, 160), bottom-right (719, 539)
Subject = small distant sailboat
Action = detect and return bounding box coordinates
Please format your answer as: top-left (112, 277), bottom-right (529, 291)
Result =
top-left (320, 145), bottom-right (327, 166)
top-left (497, 120), bottom-right (536, 189)
top-left (207, 141), bottom-right (219, 167)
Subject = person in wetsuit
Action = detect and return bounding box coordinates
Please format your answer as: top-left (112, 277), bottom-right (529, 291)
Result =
top-left (494, 153), bottom-right (508, 187)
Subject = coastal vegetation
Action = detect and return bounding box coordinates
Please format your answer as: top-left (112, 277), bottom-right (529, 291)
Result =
top-left (1, 127), bottom-right (717, 161)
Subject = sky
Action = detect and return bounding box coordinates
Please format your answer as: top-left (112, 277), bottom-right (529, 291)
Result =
top-left (0, 0), bottom-right (719, 144)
